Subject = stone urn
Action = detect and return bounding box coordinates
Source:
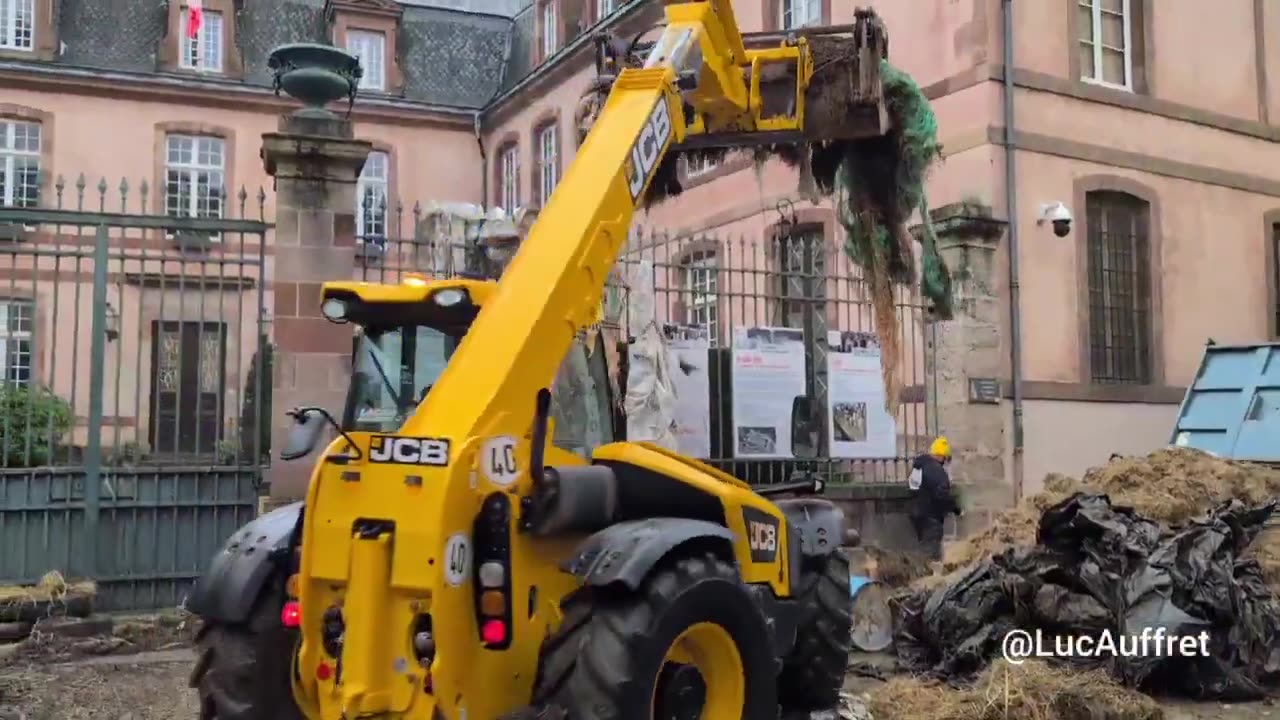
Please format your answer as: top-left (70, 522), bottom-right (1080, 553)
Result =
top-left (267, 43), bottom-right (363, 119)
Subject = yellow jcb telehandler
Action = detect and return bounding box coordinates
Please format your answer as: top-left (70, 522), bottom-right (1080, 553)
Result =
top-left (186, 2), bottom-right (888, 717)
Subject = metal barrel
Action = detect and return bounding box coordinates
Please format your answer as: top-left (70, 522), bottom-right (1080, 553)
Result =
top-left (848, 575), bottom-right (893, 652)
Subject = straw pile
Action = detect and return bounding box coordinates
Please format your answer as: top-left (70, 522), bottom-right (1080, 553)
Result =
top-left (863, 545), bottom-right (933, 588)
top-left (0, 571), bottom-right (96, 624)
top-left (941, 448), bottom-right (1280, 596)
top-left (868, 660), bottom-right (1164, 720)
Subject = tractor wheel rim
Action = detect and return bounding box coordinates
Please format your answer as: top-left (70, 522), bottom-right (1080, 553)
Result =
top-left (651, 622), bottom-right (744, 720)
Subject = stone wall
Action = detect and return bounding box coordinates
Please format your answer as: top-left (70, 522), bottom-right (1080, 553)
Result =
top-left (921, 202), bottom-right (1014, 534)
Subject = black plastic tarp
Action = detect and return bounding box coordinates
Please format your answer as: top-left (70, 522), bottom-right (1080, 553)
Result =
top-left (892, 493), bottom-right (1280, 700)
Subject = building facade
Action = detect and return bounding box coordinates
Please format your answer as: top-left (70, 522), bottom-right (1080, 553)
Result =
top-left (1, 0), bottom-right (1278, 502)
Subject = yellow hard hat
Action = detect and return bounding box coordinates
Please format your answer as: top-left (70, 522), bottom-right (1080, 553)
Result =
top-left (929, 436), bottom-right (951, 457)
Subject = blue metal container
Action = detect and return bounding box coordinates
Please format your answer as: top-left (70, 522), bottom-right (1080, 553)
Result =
top-left (1171, 342), bottom-right (1280, 464)
top-left (848, 575), bottom-right (893, 652)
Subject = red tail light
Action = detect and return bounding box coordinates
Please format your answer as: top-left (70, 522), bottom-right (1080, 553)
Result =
top-left (481, 619), bottom-right (507, 645)
top-left (281, 600), bottom-right (302, 628)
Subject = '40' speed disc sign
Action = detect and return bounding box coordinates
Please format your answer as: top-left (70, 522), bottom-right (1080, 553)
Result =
top-left (480, 435), bottom-right (520, 488)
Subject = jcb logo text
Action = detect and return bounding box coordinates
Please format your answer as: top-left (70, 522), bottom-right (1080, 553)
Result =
top-left (625, 98), bottom-right (673, 201)
top-left (749, 521), bottom-right (777, 553)
top-left (369, 436), bottom-right (451, 466)
top-left (741, 508), bottom-right (780, 563)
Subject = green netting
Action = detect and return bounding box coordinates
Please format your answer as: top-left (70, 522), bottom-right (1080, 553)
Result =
top-left (813, 60), bottom-right (954, 410)
top-left (826, 59), bottom-right (953, 322)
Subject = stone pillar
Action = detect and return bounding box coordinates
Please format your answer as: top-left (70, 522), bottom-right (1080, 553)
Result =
top-left (920, 202), bottom-right (1011, 534)
top-left (261, 112), bottom-right (372, 502)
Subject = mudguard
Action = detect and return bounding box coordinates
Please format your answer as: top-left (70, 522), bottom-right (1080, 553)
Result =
top-left (775, 498), bottom-right (845, 558)
top-left (186, 501), bottom-right (303, 624)
top-left (561, 517), bottom-right (735, 590)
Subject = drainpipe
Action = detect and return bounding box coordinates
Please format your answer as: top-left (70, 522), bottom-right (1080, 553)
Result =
top-left (1003, 0), bottom-right (1026, 504)
top-left (475, 111), bottom-right (488, 206)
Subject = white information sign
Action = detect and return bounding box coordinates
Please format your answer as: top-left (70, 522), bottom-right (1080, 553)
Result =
top-left (826, 331), bottom-right (897, 459)
top-left (730, 327), bottom-right (806, 458)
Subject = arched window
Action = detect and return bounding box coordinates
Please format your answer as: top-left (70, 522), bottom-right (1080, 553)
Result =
top-left (1085, 190), bottom-right (1153, 384)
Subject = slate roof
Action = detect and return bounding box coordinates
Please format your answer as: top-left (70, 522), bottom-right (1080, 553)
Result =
top-left (48, 0), bottom-right (519, 110)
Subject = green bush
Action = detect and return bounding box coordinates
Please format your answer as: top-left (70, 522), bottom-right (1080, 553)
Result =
top-left (0, 384), bottom-right (74, 467)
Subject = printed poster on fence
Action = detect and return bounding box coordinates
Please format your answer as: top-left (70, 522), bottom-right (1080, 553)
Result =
top-left (826, 330), bottom-right (897, 459)
top-left (664, 324), bottom-right (711, 458)
top-left (731, 326), bottom-right (806, 458)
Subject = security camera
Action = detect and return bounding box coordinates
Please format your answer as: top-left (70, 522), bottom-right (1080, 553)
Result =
top-left (1037, 202), bottom-right (1073, 237)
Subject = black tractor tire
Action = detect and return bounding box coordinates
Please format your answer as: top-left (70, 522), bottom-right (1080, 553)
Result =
top-left (533, 549), bottom-right (779, 720)
top-left (189, 578), bottom-right (304, 720)
top-left (777, 550), bottom-right (854, 711)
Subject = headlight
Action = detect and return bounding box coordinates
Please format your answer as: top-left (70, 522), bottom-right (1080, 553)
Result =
top-left (321, 298), bottom-right (348, 321)
top-left (433, 288), bottom-right (466, 307)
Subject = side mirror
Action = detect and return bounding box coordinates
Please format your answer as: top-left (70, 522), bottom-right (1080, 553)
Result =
top-left (790, 396), bottom-right (817, 459)
top-left (280, 408), bottom-right (329, 462)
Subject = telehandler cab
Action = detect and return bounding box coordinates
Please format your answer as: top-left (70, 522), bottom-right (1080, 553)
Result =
top-left (188, 1), bottom-right (887, 716)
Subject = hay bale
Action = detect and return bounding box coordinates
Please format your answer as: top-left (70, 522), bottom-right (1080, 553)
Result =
top-left (0, 572), bottom-right (96, 624)
top-left (868, 660), bottom-right (1164, 720)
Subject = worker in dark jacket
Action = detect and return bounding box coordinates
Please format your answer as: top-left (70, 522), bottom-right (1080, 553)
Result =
top-left (908, 437), bottom-right (961, 561)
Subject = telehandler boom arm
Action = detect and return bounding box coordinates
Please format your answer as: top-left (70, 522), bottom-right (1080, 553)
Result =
top-left (410, 0), bottom-right (787, 443)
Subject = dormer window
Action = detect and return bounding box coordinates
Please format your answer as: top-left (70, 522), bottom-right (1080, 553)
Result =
top-left (326, 0), bottom-right (404, 96)
top-left (0, 0), bottom-right (35, 51)
top-left (161, 0), bottom-right (239, 77)
top-left (347, 29), bottom-right (386, 92)
top-left (180, 7), bottom-right (224, 73)
top-left (541, 1), bottom-right (557, 58)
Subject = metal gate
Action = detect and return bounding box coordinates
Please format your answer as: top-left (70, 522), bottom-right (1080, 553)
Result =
top-left (0, 176), bottom-right (271, 611)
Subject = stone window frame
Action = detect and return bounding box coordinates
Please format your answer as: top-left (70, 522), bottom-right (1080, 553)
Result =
top-left (152, 121), bottom-right (238, 246)
top-left (679, 152), bottom-right (752, 192)
top-left (761, 0), bottom-right (831, 33)
top-left (1067, 0), bottom-right (1153, 95)
top-left (0, 103), bottom-right (54, 208)
top-left (160, 0), bottom-right (243, 79)
top-left (356, 141), bottom-right (398, 241)
top-left (1265, 209), bottom-right (1280, 340)
top-left (672, 237), bottom-right (726, 347)
top-left (0, 0), bottom-right (55, 61)
top-left (1072, 174), bottom-right (1164, 387)
top-left (765, 208), bottom-right (839, 330)
top-left (327, 0), bottom-right (406, 96)
top-left (530, 110), bottom-right (561, 209)
top-left (493, 133), bottom-right (521, 210)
